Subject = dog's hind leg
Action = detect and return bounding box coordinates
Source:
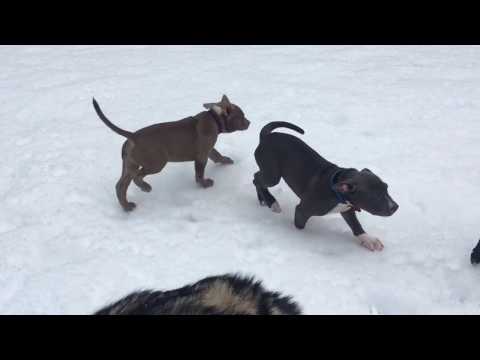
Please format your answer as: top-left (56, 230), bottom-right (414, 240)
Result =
top-left (253, 171), bottom-right (281, 213)
top-left (254, 147), bottom-right (283, 212)
top-left (255, 184), bottom-right (266, 205)
top-left (133, 170), bottom-right (152, 192)
top-left (133, 160), bottom-right (167, 192)
top-left (116, 159), bottom-right (140, 211)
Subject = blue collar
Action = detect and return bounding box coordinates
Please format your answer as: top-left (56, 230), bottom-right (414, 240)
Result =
top-left (330, 169), bottom-right (348, 204)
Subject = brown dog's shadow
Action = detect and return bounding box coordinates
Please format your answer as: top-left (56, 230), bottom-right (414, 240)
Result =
top-left (126, 165), bottom-right (196, 212)
top-left (126, 160), bottom-right (248, 217)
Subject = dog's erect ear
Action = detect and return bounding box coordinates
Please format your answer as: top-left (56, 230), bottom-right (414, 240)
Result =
top-left (220, 95), bottom-right (234, 114)
top-left (336, 181), bottom-right (357, 194)
top-left (221, 95), bottom-right (231, 105)
top-left (361, 168), bottom-right (372, 173)
top-left (204, 95), bottom-right (232, 115)
top-left (203, 103), bottom-right (224, 116)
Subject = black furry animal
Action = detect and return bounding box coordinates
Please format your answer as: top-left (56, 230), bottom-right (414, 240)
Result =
top-left (471, 240), bottom-right (480, 265)
top-left (94, 274), bottom-right (302, 315)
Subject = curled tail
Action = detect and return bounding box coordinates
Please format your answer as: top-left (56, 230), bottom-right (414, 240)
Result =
top-left (92, 98), bottom-right (134, 140)
top-left (260, 121), bottom-right (304, 142)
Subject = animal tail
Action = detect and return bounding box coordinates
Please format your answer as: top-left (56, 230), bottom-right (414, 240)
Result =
top-left (259, 121), bottom-right (304, 142)
top-left (92, 98), bottom-right (134, 140)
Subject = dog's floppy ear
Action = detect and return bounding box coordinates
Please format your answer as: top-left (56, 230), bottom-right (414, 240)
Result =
top-left (335, 181), bottom-right (357, 193)
top-left (203, 102), bottom-right (224, 116)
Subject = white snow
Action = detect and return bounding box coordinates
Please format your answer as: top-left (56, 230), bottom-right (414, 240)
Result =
top-left (1, 45), bottom-right (479, 314)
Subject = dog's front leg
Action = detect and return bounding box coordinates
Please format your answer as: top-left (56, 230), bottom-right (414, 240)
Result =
top-left (195, 159), bottom-right (214, 188)
top-left (341, 209), bottom-right (384, 251)
top-left (209, 148), bottom-right (234, 165)
top-left (294, 204), bottom-right (312, 229)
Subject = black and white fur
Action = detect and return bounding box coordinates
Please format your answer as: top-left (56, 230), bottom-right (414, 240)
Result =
top-left (94, 274), bottom-right (302, 315)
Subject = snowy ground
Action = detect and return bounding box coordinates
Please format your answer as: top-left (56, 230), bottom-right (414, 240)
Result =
top-left (0, 45), bottom-right (479, 314)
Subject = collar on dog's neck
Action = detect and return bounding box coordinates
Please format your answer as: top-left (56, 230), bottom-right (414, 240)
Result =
top-left (330, 169), bottom-right (347, 204)
top-left (208, 110), bottom-right (226, 133)
top-left (330, 169), bottom-right (361, 212)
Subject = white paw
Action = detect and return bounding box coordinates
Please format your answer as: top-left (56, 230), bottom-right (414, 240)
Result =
top-left (356, 233), bottom-right (384, 252)
top-left (271, 201), bottom-right (282, 213)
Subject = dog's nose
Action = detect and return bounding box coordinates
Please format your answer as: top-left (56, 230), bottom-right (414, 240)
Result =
top-left (389, 202), bottom-right (399, 215)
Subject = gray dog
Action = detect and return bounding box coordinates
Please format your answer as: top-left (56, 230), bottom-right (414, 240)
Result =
top-left (253, 122), bottom-right (399, 251)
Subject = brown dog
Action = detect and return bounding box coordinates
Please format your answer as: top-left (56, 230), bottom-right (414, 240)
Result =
top-left (93, 95), bottom-right (250, 211)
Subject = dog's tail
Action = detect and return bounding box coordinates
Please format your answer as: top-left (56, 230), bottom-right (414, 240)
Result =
top-left (92, 98), bottom-right (134, 140)
top-left (260, 121), bottom-right (304, 142)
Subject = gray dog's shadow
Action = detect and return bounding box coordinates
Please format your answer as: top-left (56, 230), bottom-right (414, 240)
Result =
top-left (241, 192), bottom-right (363, 257)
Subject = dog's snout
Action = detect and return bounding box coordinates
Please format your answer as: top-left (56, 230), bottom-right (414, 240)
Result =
top-left (389, 202), bottom-right (399, 215)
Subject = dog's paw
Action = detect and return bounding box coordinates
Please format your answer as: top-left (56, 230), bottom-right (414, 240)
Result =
top-left (271, 201), bottom-right (282, 213)
top-left (356, 233), bottom-right (384, 252)
top-left (123, 202), bottom-right (137, 212)
top-left (139, 183), bottom-right (152, 192)
top-left (201, 178), bottom-right (214, 188)
top-left (220, 156), bottom-right (234, 165)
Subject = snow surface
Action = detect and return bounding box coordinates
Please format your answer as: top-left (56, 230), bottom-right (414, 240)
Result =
top-left (0, 45), bottom-right (479, 314)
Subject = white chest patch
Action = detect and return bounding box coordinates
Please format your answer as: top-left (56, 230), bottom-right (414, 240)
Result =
top-left (328, 202), bottom-right (352, 214)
